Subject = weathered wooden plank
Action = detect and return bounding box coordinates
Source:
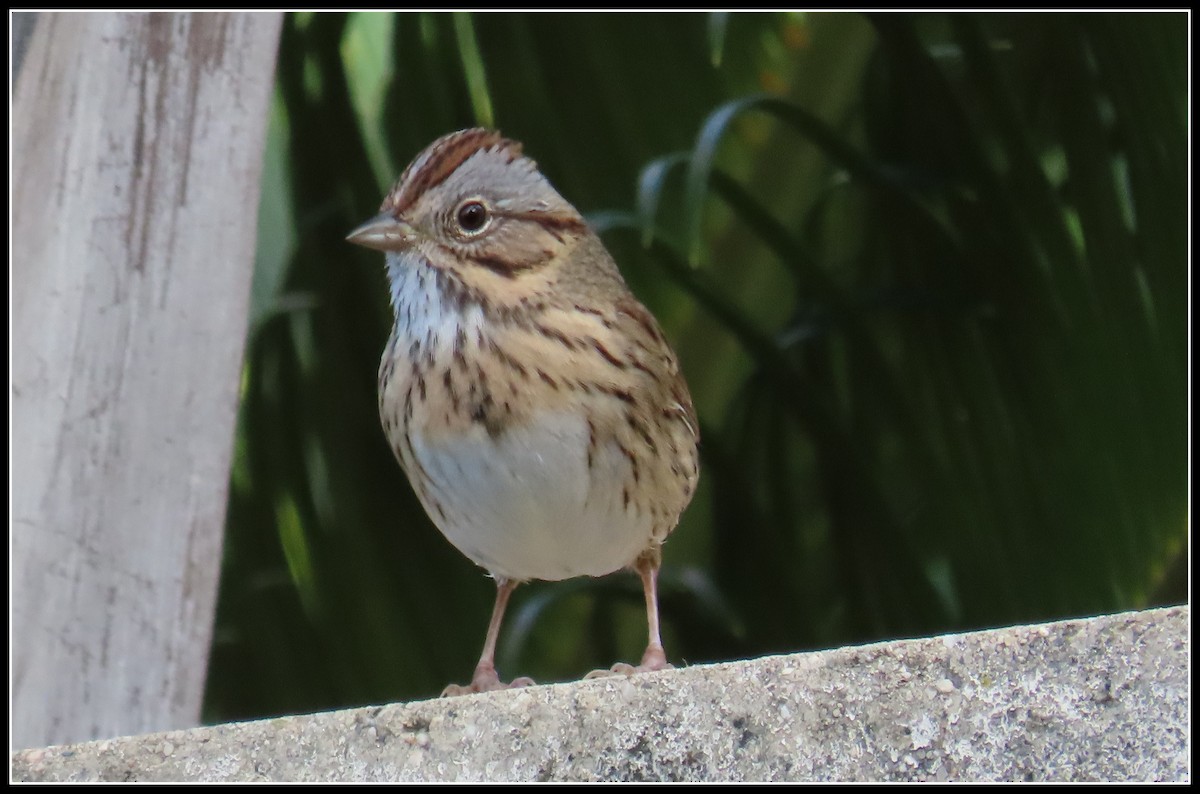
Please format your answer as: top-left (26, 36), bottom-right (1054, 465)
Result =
top-left (11, 11), bottom-right (283, 748)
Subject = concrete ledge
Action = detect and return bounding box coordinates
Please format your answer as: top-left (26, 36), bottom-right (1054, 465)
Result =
top-left (11, 606), bottom-right (1188, 782)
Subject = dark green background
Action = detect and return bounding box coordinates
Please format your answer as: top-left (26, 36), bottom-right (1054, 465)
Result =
top-left (204, 12), bottom-right (1187, 723)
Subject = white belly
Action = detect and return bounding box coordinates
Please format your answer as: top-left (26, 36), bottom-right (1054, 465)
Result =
top-left (409, 411), bottom-right (651, 582)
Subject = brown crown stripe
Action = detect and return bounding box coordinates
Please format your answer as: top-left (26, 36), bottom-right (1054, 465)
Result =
top-left (385, 128), bottom-right (523, 216)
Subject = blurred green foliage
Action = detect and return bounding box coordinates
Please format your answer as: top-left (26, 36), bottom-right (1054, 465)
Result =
top-left (204, 11), bottom-right (1187, 723)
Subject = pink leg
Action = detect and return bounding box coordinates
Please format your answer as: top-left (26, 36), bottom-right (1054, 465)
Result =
top-left (635, 553), bottom-right (671, 671)
top-left (442, 577), bottom-right (535, 697)
top-left (585, 549), bottom-right (674, 679)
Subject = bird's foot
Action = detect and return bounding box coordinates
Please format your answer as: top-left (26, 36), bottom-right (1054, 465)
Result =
top-left (583, 645), bottom-right (674, 680)
top-left (440, 664), bottom-right (534, 697)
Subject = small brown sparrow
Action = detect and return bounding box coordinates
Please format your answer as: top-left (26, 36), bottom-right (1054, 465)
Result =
top-left (347, 129), bottom-right (699, 695)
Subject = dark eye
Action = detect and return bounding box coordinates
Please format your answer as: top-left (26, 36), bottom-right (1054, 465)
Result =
top-left (456, 200), bottom-right (489, 234)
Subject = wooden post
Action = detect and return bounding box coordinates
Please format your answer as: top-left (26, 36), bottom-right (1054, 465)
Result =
top-left (11, 11), bottom-right (283, 748)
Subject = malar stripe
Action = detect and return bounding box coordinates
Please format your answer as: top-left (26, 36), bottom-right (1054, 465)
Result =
top-left (469, 252), bottom-right (541, 278)
top-left (434, 266), bottom-right (476, 311)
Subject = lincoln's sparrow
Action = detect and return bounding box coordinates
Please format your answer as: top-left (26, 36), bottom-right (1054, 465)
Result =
top-left (348, 129), bottom-right (699, 695)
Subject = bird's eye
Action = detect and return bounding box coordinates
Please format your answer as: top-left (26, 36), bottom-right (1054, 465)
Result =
top-left (455, 200), bottom-right (489, 234)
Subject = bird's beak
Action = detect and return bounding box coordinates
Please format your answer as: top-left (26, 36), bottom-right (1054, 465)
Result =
top-left (346, 213), bottom-right (418, 252)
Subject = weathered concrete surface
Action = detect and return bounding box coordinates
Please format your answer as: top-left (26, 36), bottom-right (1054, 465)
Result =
top-left (11, 606), bottom-right (1188, 782)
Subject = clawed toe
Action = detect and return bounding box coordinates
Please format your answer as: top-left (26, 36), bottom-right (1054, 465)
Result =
top-left (440, 677), bottom-right (536, 697)
top-left (584, 658), bottom-right (674, 680)
top-left (581, 560), bottom-right (679, 682)
top-left (584, 663), bottom-right (632, 680)
top-left (441, 666), bottom-right (536, 697)
top-left (440, 682), bottom-right (475, 697)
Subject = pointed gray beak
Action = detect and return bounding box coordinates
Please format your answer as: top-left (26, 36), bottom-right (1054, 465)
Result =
top-left (346, 213), bottom-right (418, 252)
